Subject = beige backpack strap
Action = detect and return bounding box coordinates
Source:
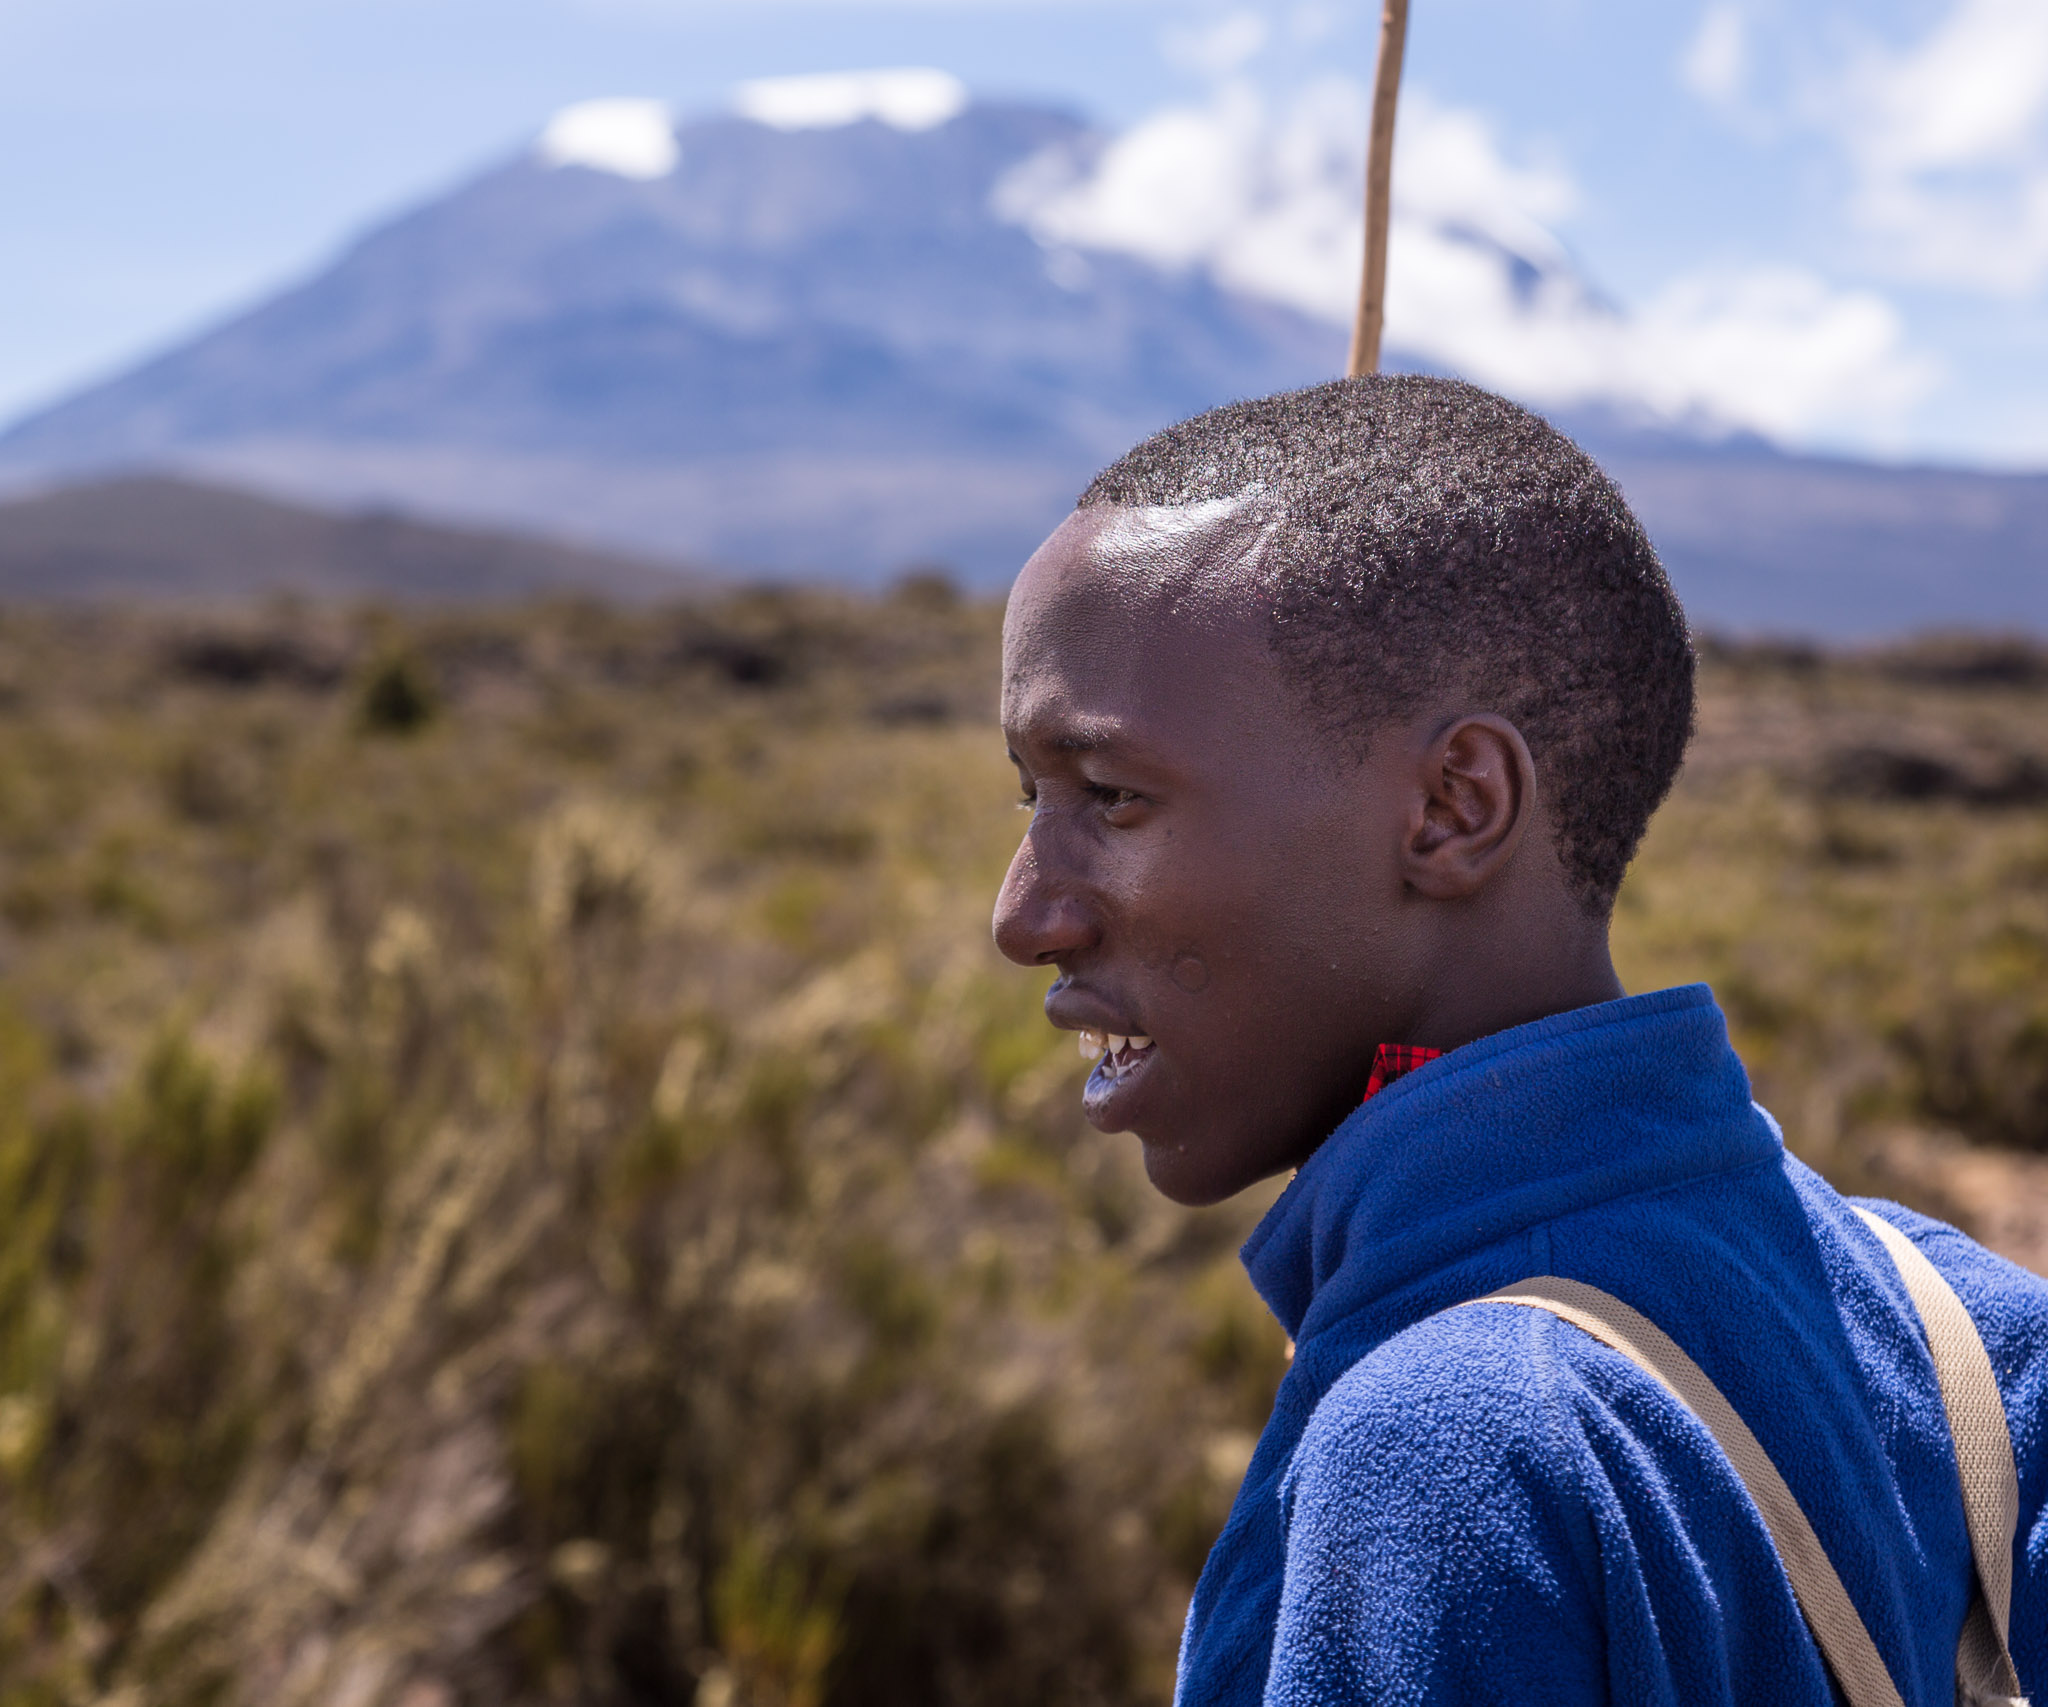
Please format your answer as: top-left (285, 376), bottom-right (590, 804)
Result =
top-left (1464, 1277), bottom-right (1908, 1707)
top-left (1852, 1207), bottom-right (2029, 1707)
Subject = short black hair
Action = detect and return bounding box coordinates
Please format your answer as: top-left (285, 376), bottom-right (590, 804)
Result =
top-left (1079, 375), bottom-right (1694, 913)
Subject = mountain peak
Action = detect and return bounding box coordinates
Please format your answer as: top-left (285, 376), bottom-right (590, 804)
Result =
top-left (531, 70), bottom-right (973, 185)
top-left (0, 95), bottom-right (1337, 581)
top-left (536, 97), bottom-right (680, 181)
top-left (5, 88), bottom-right (2045, 632)
top-left (731, 68), bottom-right (970, 134)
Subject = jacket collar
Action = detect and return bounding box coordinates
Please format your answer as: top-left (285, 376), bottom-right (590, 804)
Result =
top-left (1241, 984), bottom-right (1781, 1349)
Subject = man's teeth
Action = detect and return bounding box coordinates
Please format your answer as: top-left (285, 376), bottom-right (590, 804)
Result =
top-left (1078, 1029), bottom-right (1154, 1063)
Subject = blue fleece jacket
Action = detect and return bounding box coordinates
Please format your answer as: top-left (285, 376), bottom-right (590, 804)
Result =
top-left (1175, 985), bottom-right (2048, 1706)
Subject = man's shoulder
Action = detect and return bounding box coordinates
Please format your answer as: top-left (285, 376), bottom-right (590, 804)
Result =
top-left (1277, 1302), bottom-right (1654, 1639)
top-left (1288, 1300), bottom-right (1634, 1509)
top-left (1849, 1194), bottom-right (2048, 1322)
top-left (1849, 1195), bottom-right (2048, 1458)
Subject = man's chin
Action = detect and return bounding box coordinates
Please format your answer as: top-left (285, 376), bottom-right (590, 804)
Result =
top-left (1136, 1130), bottom-right (1263, 1209)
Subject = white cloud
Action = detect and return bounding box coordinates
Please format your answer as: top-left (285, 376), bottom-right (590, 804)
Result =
top-left (732, 68), bottom-right (969, 131)
top-left (996, 79), bottom-right (1934, 444)
top-left (1829, 0), bottom-right (2048, 293)
top-left (996, 83), bottom-right (1267, 272)
top-left (1611, 271), bottom-right (1936, 442)
top-left (1682, 5), bottom-right (1747, 106)
top-left (998, 82), bottom-right (1575, 318)
top-left (536, 97), bottom-right (679, 180)
top-left (1849, 0), bottom-right (2048, 171)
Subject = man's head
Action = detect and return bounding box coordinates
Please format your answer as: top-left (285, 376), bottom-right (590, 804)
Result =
top-left (994, 375), bottom-right (1694, 1204)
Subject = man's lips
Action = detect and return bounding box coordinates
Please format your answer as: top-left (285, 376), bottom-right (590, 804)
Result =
top-left (1045, 979), bottom-right (1161, 1131)
top-left (1043, 979), bottom-right (1146, 1043)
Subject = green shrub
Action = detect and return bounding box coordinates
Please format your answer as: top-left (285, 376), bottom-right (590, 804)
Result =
top-left (355, 649), bottom-right (438, 734)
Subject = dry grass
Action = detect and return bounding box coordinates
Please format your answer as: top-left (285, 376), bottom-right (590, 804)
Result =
top-left (0, 598), bottom-right (2041, 1705)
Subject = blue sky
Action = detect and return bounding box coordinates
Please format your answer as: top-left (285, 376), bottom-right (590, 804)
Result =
top-left (4, 0), bottom-right (2046, 467)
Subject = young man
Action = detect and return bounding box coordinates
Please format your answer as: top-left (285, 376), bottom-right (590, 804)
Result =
top-left (993, 375), bottom-right (2047, 1705)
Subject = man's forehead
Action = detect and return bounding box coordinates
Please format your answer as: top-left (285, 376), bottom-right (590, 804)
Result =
top-left (1025, 498), bottom-right (1271, 601)
top-left (1001, 500), bottom-right (1286, 744)
top-left (1083, 496), bottom-right (1264, 570)
top-left (1005, 498), bottom-right (1274, 645)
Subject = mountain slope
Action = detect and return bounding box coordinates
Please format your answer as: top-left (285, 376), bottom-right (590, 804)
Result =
top-left (0, 101), bottom-right (1340, 582)
top-left (0, 87), bottom-right (2044, 632)
top-left (0, 476), bottom-right (696, 602)
top-left (1591, 442), bottom-right (2048, 638)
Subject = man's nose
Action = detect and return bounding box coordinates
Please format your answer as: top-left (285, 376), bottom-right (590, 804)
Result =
top-left (992, 828), bottom-right (1099, 967)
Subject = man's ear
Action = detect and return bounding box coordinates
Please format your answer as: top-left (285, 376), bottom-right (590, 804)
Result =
top-left (1399, 714), bottom-right (1536, 900)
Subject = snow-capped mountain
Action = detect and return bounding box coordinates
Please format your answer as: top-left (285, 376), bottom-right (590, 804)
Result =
top-left (0, 79), bottom-right (1344, 580)
top-left (0, 71), bottom-right (2044, 631)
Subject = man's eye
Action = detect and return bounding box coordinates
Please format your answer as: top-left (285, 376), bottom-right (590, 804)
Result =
top-left (1090, 785), bottom-right (1142, 815)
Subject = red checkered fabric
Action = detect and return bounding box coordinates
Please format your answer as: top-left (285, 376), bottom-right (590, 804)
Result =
top-left (1362, 1043), bottom-right (1443, 1103)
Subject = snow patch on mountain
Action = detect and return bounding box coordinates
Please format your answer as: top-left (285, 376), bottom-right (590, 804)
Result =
top-left (0, 86), bottom-right (2017, 630)
top-left (536, 98), bottom-right (679, 180)
top-left (733, 69), bottom-right (969, 134)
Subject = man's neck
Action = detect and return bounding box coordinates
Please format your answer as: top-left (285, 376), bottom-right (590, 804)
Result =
top-left (1407, 917), bottom-right (1623, 1053)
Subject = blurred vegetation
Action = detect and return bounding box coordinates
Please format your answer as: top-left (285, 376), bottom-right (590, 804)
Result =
top-left (0, 594), bottom-right (2041, 1706)
top-left (1617, 634), bottom-right (2048, 1188)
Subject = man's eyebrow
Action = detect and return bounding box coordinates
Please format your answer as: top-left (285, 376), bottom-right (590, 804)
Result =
top-left (1003, 714), bottom-right (1128, 756)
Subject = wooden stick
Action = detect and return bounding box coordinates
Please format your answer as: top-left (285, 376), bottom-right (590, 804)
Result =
top-left (1347, 0), bottom-right (1411, 378)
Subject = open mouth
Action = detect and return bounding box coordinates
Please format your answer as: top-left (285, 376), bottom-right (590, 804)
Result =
top-left (1078, 1028), bottom-right (1153, 1072)
top-left (1077, 1029), bottom-right (1157, 1127)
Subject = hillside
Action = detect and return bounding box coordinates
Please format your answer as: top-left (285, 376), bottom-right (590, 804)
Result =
top-left (0, 88), bottom-right (2045, 631)
top-left (0, 100), bottom-right (1339, 585)
top-left (0, 475), bottom-right (697, 602)
top-left (0, 596), bottom-right (2043, 1704)
top-left (1570, 424), bottom-right (2048, 638)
